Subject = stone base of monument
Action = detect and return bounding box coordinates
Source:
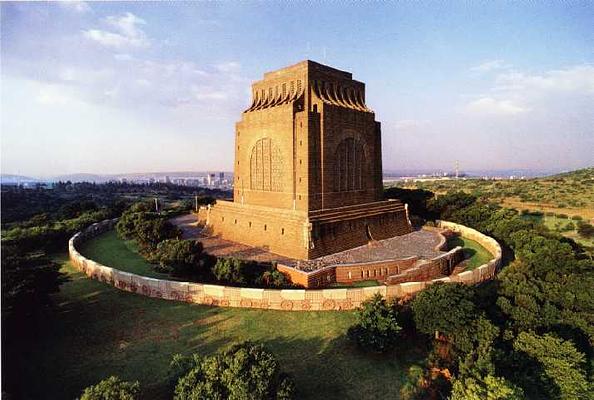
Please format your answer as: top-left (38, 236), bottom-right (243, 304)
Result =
top-left (172, 213), bottom-right (463, 288)
top-left (199, 199), bottom-right (412, 261)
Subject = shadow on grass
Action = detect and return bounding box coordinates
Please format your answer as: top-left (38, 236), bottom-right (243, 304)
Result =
top-left (262, 333), bottom-right (427, 400)
top-left (463, 248), bottom-right (477, 259)
top-left (18, 259), bottom-right (427, 400)
top-left (21, 266), bottom-right (225, 400)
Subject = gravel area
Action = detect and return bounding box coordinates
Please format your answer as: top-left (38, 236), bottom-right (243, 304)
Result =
top-left (294, 230), bottom-right (444, 271)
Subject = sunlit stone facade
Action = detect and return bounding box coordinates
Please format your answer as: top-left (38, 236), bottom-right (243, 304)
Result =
top-left (202, 60), bottom-right (411, 259)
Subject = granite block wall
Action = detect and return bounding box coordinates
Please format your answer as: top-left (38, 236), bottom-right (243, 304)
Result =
top-left (68, 220), bottom-right (501, 311)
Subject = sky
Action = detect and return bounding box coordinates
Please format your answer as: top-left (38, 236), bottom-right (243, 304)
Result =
top-left (1, 1), bottom-right (594, 177)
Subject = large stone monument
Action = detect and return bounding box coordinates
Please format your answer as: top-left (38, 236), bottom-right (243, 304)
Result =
top-left (202, 60), bottom-right (411, 259)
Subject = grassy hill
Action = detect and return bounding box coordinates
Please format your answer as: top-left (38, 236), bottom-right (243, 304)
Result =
top-left (388, 166), bottom-right (594, 250)
top-left (20, 236), bottom-right (427, 400)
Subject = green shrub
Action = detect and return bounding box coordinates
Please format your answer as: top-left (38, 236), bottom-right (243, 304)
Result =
top-left (512, 332), bottom-right (592, 399)
top-left (115, 204), bottom-right (181, 252)
top-left (151, 239), bottom-right (205, 277)
top-left (172, 342), bottom-right (294, 400)
top-left (577, 222), bottom-right (594, 238)
top-left (399, 365), bottom-right (430, 400)
top-left (257, 269), bottom-right (291, 288)
top-left (556, 213), bottom-right (568, 219)
top-left (347, 293), bottom-right (402, 352)
top-left (450, 374), bottom-right (524, 400)
top-left (212, 257), bottom-right (250, 285)
top-left (1, 248), bottom-right (66, 322)
top-left (411, 283), bottom-right (476, 338)
top-left (571, 215), bottom-right (583, 221)
top-left (79, 376), bottom-right (140, 400)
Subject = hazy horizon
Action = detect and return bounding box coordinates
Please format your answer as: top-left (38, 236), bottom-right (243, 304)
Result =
top-left (2, 166), bottom-right (585, 182)
top-left (2, 2), bottom-right (593, 177)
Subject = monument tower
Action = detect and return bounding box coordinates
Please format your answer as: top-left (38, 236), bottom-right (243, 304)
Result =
top-left (202, 60), bottom-right (411, 259)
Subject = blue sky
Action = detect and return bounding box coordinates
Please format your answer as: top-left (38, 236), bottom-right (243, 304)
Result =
top-left (2, 1), bottom-right (593, 177)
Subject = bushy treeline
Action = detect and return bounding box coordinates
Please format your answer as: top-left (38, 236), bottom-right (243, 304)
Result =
top-left (1, 181), bottom-right (224, 226)
top-left (3, 207), bottom-right (124, 253)
top-left (1, 199), bottom-right (129, 397)
top-left (116, 202), bottom-right (182, 254)
top-left (115, 203), bottom-right (294, 288)
top-left (0, 184), bottom-right (221, 399)
top-left (79, 342), bottom-right (295, 400)
top-left (2, 199), bottom-right (129, 326)
top-left (358, 189), bottom-right (594, 399)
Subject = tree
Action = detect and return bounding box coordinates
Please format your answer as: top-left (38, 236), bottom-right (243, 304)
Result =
top-left (577, 221), bottom-right (594, 238)
top-left (399, 365), bottom-right (430, 400)
top-left (79, 376), bottom-right (140, 400)
top-left (1, 248), bottom-right (65, 321)
top-left (134, 218), bottom-right (180, 251)
top-left (347, 293), bottom-right (402, 352)
top-left (115, 203), bottom-right (180, 251)
top-left (455, 316), bottom-right (500, 376)
top-left (450, 203), bottom-right (499, 234)
top-left (172, 342), bottom-right (294, 400)
top-left (450, 374), bottom-right (524, 400)
top-left (411, 283), bottom-right (476, 338)
top-left (428, 191), bottom-right (476, 220)
top-left (151, 239), bottom-right (204, 277)
top-left (512, 332), bottom-right (593, 400)
top-left (211, 258), bottom-right (249, 285)
top-left (383, 187), bottom-right (435, 220)
top-left (115, 210), bottom-right (148, 240)
top-left (496, 231), bottom-right (594, 339)
top-left (257, 269), bottom-right (291, 288)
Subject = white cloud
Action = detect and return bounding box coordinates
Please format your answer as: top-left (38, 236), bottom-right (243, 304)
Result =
top-left (192, 88), bottom-right (229, 101)
top-left (25, 57), bottom-right (246, 110)
top-left (465, 65), bottom-right (594, 117)
top-left (392, 119), bottom-right (429, 131)
top-left (83, 12), bottom-right (149, 49)
top-left (216, 61), bottom-right (241, 73)
top-left (466, 97), bottom-right (527, 115)
top-left (470, 59), bottom-right (510, 73)
top-left (495, 65), bottom-right (594, 94)
top-left (59, 1), bottom-right (91, 13)
top-left (114, 53), bottom-right (133, 61)
top-left (35, 83), bottom-right (79, 105)
top-left (105, 12), bottom-right (145, 39)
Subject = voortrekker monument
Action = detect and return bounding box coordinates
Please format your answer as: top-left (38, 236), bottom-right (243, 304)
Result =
top-left (200, 60), bottom-right (412, 259)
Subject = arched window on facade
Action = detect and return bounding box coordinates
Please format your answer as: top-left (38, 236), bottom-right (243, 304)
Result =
top-left (250, 137), bottom-right (284, 192)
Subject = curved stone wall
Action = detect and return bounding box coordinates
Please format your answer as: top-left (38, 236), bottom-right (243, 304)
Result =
top-left (68, 219), bottom-right (502, 311)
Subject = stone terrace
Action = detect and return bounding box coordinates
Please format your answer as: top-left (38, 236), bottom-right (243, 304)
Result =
top-left (171, 214), bottom-right (295, 264)
top-left (171, 214), bottom-right (446, 272)
top-left (294, 229), bottom-right (444, 271)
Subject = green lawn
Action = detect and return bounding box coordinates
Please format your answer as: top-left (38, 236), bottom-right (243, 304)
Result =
top-left (78, 230), bottom-right (170, 279)
top-left (328, 280), bottom-right (381, 288)
top-left (22, 235), bottom-right (426, 400)
top-left (448, 236), bottom-right (493, 271)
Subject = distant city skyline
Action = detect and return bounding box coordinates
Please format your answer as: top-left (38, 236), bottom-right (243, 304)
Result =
top-left (2, 1), bottom-right (594, 177)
